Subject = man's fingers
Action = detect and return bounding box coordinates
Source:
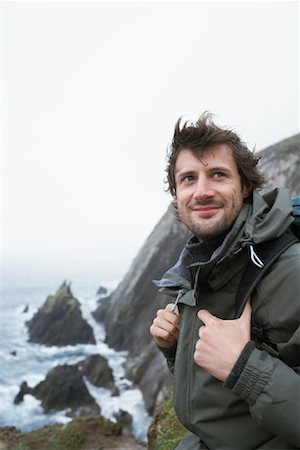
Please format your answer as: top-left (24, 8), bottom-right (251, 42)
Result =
top-left (166, 303), bottom-right (179, 316)
top-left (197, 309), bottom-right (216, 325)
top-left (150, 305), bottom-right (180, 348)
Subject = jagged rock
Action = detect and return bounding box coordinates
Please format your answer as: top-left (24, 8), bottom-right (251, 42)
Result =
top-left (14, 354), bottom-right (121, 417)
top-left (26, 281), bottom-right (96, 346)
top-left (125, 341), bottom-right (172, 415)
top-left (98, 133), bottom-right (300, 416)
top-left (113, 409), bottom-right (133, 437)
top-left (14, 381), bottom-right (32, 404)
top-left (92, 295), bottom-right (111, 322)
top-left (15, 364), bottom-right (100, 417)
top-left (97, 285), bottom-right (108, 295)
top-left (77, 354), bottom-right (119, 395)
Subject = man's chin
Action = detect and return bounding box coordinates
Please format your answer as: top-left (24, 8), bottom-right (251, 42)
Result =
top-left (186, 220), bottom-right (228, 240)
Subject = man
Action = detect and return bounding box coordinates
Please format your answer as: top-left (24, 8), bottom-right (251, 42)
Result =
top-left (150, 113), bottom-right (300, 449)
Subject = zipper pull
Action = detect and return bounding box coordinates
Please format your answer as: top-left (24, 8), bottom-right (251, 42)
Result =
top-left (172, 289), bottom-right (185, 313)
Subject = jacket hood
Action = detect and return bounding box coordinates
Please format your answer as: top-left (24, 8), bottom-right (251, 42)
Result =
top-left (242, 187), bottom-right (294, 244)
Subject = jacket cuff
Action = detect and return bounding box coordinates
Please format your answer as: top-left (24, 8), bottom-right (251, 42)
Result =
top-left (224, 340), bottom-right (256, 389)
top-left (228, 347), bottom-right (272, 406)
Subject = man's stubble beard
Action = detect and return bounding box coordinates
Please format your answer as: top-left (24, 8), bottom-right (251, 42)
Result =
top-left (178, 206), bottom-right (237, 241)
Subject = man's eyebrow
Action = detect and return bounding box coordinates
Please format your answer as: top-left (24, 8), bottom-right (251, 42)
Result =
top-left (175, 165), bottom-right (232, 175)
top-left (175, 168), bottom-right (197, 177)
top-left (207, 165), bottom-right (232, 172)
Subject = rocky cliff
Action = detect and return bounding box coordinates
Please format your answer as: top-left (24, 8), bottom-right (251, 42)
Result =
top-left (96, 133), bottom-right (300, 415)
top-left (94, 206), bottom-right (190, 413)
top-left (257, 133), bottom-right (300, 196)
top-left (100, 207), bottom-right (191, 355)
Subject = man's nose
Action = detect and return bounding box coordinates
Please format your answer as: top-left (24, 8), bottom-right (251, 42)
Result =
top-left (193, 177), bottom-right (215, 199)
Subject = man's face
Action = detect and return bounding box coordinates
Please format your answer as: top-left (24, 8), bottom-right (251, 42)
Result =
top-left (175, 146), bottom-right (249, 240)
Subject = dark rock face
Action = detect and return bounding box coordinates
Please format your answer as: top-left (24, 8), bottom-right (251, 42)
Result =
top-left (125, 341), bottom-right (172, 415)
top-left (113, 410), bottom-right (133, 437)
top-left (257, 133), bottom-right (300, 196)
top-left (102, 206), bottom-right (191, 356)
top-left (97, 285), bottom-right (108, 295)
top-left (94, 206), bottom-right (190, 414)
top-left (14, 354), bottom-right (121, 417)
top-left (92, 295), bottom-right (111, 322)
top-left (15, 364), bottom-right (100, 417)
top-left (77, 354), bottom-right (119, 396)
top-left (26, 281), bottom-right (96, 346)
top-left (96, 133), bottom-right (300, 417)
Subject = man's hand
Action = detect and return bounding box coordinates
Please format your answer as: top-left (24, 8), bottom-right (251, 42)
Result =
top-left (150, 303), bottom-right (180, 349)
top-left (194, 302), bottom-right (252, 381)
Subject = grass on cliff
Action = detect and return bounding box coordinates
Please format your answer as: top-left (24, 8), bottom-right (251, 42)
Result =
top-left (5, 417), bottom-right (122, 450)
top-left (147, 390), bottom-right (187, 450)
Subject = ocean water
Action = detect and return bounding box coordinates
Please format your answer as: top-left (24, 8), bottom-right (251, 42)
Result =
top-left (0, 258), bottom-right (151, 442)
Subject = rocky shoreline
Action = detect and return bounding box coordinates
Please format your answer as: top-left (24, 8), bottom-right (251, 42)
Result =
top-left (13, 282), bottom-right (132, 428)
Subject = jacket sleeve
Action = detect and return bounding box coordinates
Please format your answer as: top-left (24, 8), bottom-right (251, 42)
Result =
top-left (228, 340), bottom-right (300, 447)
top-left (225, 244), bottom-right (300, 447)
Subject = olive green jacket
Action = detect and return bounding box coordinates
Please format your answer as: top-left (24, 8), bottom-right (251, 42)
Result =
top-left (156, 188), bottom-right (300, 449)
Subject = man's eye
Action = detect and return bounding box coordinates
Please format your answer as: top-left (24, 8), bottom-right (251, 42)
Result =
top-left (213, 172), bottom-right (226, 178)
top-left (182, 175), bottom-right (195, 183)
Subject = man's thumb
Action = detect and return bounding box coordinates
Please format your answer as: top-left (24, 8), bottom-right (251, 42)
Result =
top-left (240, 300), bottom-right (252, 320)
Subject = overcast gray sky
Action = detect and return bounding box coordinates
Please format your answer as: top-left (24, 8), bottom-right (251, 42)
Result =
top-left (2, 1), bottom-right (299, 277)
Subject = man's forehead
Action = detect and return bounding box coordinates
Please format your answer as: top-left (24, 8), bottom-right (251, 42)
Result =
top-left (175, 145), bottom-right (234, 171)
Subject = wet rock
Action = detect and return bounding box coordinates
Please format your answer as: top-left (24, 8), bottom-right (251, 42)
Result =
top-left (15, 364), bottom-right (100, 417)
top-left (14, 353), bottom-right (121, 417)
top-left (26, 280), bottom-right (96, 346)
top-left (113, 409), bottom-right (133, 437)
top-left (92, 295), bottom-right (111, 322)
top-left (96, 285), bottom-right (108, 295)
top-left (125, 341), bottom-right (172, 415)
top-left (14, 381), bottom-right (32, 404)
top-left (77, 354), bottom-right (119, 396)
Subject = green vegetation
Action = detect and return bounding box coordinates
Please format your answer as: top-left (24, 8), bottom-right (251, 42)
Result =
top-left (148, 390), bottom-right (187, 450)
top-left (47, 423), bottom-right (86, 450)
top-left (13, 444), bottom-right (31, 450)
top-left (4, 417), bottom-right (123, 450)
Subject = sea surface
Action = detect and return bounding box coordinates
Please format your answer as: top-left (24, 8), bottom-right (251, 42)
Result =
top-left (0, 257), bottom-right (151, 442)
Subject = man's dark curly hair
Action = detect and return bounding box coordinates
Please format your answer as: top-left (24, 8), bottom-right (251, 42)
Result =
top-left (166, 112), bottom-right (267, 198)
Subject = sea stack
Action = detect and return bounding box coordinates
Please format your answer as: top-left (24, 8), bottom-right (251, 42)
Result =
top-left (26, 281), bottom-right (96, 346)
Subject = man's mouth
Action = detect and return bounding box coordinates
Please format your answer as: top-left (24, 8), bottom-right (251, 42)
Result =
top-left (191, 205), bottom-right (221, 216)
top-left (189, 201), bottom-right (224, 216)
